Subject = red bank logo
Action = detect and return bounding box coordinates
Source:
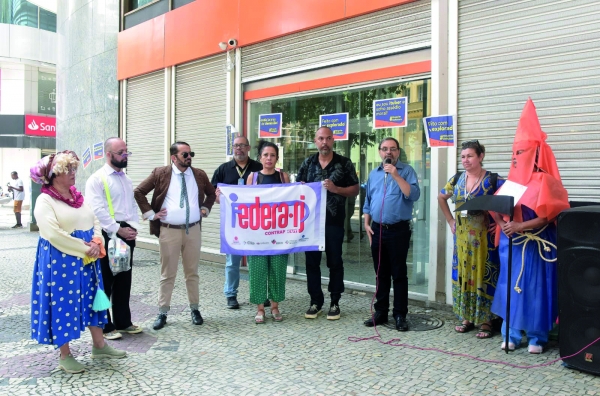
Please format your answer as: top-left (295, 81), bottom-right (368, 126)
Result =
top-left (25, 115), bottom-right (56, 137)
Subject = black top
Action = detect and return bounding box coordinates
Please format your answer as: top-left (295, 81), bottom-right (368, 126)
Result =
top-left (211, 158), bottom-right (263, 187)
top-left (253, 171), bottom-right (282, 185)
top-left (296, 152), bottom-right (359, 227)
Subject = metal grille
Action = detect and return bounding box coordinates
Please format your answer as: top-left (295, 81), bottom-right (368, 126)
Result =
top-left (241, 1), bottom-right (431, 82)
top-left (125, 70), bottom-right (166, 242)
top-left (175, 55), bottom-right (227, 253)
top-left (457, 0), bottom-right (600, 202)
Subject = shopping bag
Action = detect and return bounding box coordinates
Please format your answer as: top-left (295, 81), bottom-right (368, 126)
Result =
top-left (107, 235), bottom-right (131, 275)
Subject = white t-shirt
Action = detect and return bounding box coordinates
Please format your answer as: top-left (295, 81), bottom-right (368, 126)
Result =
top-left (10, 178), bottom-right (25, 201)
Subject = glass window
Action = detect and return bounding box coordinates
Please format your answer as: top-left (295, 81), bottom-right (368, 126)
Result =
top-left (0, 0), bottom-right (11, 24)
top-left (39, 8), bottom-right (56, 32)
top-left (130, 0), bottom-right (155, 11)
top-left (247, 77), bottom-right (432, 295)
top-left (11, 0), bottom-right (37, 28)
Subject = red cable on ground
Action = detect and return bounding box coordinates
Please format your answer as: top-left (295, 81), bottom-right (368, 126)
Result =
top-left (348, 168), bottom-right (600, 370)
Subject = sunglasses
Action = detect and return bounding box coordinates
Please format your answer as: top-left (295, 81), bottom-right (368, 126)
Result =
top-left (180, 152), bottom-right (195, 159)
top-left (461, 140), bottom-right (481, 149)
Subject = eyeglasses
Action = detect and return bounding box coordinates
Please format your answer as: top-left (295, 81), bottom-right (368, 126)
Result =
top-left (379, 147), bottom-right (399, 152)
top-left (180, 152), bottom-right (195, 159)
top-left (110, 151), bottom-right (132, 158)
top-left (232, 144), bottom-right (249, 149)
top-left (461, 140), bottom-right (481, 149)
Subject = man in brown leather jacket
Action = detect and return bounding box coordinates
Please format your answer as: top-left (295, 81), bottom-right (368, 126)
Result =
top-left (134, 142), bottom-right (216, 330)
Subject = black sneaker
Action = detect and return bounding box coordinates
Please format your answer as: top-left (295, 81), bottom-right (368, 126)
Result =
top-left (304, 304), bottom-right (322, 319)
top-left (227, 296), bottom-right (239, 309)
top-left (327, 304), bottom-right (340, 320)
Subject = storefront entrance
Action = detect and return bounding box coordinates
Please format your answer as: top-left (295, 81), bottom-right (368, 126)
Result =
top-left (247, 76), bottom-right (431, 295)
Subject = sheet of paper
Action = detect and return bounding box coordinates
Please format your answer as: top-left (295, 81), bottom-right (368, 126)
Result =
top-left (496, 180), bottom-right (527, 206)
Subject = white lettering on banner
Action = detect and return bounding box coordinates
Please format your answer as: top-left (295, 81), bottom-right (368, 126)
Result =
top-left (219, 182), bottom-right (327, 255)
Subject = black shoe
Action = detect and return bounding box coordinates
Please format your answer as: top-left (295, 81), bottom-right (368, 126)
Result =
top-left (364, 311), bottom-right (388, 327)
top-left (191, 309), bottom-right (204, 325)
top-left (304, 304), bottom-right (322, 319)
top-left (227, 296), bottom-right (239, 309)
top-left (11, 224), bottom-right (22, 229)
top-left (395, 315), bottom-right (408, 331)
top-left (327, 304), bottom-right (341, 320)
top-left (263, 299), bottom-right (271, 307)
top-left (153, 313), bottom-right (167, 330)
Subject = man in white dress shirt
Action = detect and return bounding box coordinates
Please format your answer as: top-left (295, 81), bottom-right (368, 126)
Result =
top-left (134, 142), bottom-right (216, 330)
top-left (85, 137), bottom-right (142, 340)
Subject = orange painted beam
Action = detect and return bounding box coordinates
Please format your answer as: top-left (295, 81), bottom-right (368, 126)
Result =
top-left (346, 0), bottom-right (418, 18)
top-left (118, 0), bottom-right (424, 80)
top-left (117, 15), bottom-right (165, 80)
top-left (244, 61), bottom-right (431, 101)
top-left (164, 1), bottom-right (239, 67)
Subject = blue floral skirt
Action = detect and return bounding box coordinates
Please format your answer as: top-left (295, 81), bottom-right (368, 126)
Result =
top-left (31, 227), bottom-right (107, 347)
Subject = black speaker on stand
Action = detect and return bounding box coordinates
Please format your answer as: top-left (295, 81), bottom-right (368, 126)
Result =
top-left (557, 205), bottom-right (600, 375)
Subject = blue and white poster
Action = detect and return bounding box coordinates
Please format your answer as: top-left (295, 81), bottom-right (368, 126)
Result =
top-left (373, 97), bottom-right (408, 129)
top-left (319, 113), bottom-right (349, 141)
top-left (423, 115), bottom-right (456, 148)
top-left (259, 113), bottom-right (282, 138)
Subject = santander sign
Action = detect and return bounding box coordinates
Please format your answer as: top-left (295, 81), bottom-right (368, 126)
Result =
top-left (25, 115), bottom-right (56, 137)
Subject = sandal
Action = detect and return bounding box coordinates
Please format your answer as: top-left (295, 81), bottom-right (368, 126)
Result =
top-left (271, 308), bottom-right (283, 322)
top-left (475, 323), bottom-right (493, 339)
top-left (454, 322), bottom-right (475, 333)
top-left (255, 310), bottom-right (266, 324)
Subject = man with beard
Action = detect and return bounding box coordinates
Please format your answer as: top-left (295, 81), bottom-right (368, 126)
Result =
top-left (362, 137), bottom-right (420, 331)
top-left (211, 136), bottom-right (263, 309)
top-left (134, 142), bottom-right (216, 330)
top-left (297, 126), bottom-right (359, 320)
top-left (85, 137), bottom-right (142, 339)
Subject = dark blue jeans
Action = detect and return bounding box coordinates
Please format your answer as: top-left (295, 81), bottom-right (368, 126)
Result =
top-left (370, 221), bottom-right (411, 318)
top-left (305, 224), bottom-right (345, 308)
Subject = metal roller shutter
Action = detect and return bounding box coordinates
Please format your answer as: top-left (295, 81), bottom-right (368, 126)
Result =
top-left (125, 70), bottom-right (166, 242)
top-left (241, 0), bottom-right (431, 82)
top-left (175, 55), bottom-right (226, 253)
top-left (457, 0), bottom-right (600, 202)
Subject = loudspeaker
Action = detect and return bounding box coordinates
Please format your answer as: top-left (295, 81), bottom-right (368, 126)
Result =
top-left (558, 206), bottom-right (600, 375)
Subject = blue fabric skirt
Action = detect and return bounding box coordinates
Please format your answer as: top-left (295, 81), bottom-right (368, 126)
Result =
top-left (491, 221), bottom-right (558, 333)
top-left (31, 227), bottom-right (107, 347)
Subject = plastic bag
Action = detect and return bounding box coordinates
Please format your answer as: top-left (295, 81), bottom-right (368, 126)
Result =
top-left (107, 235), bottom-right (131, 275)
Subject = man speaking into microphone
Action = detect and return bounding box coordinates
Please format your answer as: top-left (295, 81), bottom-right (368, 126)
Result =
top-left (362, 137), bottom-right (420, 331)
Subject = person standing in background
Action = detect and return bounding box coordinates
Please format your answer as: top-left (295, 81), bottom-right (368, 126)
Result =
top-left (85, 137), bottom-right (142, 340)
top-left (8, 171), bottom-right (25, 228)
top-left (211, 136), bottom-right (263, 310)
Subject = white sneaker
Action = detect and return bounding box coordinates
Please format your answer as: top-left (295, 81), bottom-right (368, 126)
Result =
top-left (528, 344), bottom-right (543, 354)
top-left (103, 330), bottom-right (122, 340)
top-left (500, 341), bottom-right (516, 351)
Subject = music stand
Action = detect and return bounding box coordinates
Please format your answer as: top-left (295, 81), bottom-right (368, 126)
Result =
top-left (454, 195), bottom-right (514, 353)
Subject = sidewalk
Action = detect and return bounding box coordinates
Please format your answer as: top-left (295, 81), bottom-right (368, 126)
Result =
top-left (0, 224), bottom-right (598, 394)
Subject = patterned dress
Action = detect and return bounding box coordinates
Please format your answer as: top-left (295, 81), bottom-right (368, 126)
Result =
top-left (31, 194), bottom-right (107, 347)
top-left (441, 171), bottom-right (499, 324)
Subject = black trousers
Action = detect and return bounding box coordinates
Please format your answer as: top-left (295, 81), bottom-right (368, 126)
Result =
top-left (100, 223), bottom-right (135, 333)
top-left (370, 221), bottom-right (412, 318)
top-left (305, 224), bottom-right (345, 308)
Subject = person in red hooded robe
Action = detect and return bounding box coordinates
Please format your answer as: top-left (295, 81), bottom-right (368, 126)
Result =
top-left (491, 99), bottom-right (569, 354)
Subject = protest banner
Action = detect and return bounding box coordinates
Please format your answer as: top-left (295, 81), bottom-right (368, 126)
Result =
top-left (219, 182), bottom-right (326, 255)
top-left (319, 113), bottom-right (349, 140)
top-left (82, 147), bottom-right (92, 168)
top-left (373, 97), bottom-right (407, 128)
top-left (93, 142), bottom-right (104, 160)
top-left (423, 115), bottom-right (456, 147)
top-left (258, 113), bottom-right (282, 138)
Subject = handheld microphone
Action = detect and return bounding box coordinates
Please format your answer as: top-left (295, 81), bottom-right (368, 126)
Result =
top-left (384, 158), bottom-right (392, 183)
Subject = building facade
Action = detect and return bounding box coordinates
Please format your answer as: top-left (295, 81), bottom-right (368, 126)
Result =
top-left (57, 0), bottom-right (600, 306)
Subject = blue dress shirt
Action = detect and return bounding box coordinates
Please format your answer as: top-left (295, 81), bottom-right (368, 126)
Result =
top-left (363, 161), bottom-right (420, 224)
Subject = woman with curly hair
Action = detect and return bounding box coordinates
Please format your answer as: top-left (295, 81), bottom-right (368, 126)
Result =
top-left (30, 151), bottom-right (127, 374)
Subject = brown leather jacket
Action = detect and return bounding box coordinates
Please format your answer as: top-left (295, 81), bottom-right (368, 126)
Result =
top-left (134, 165), bottom-right (216, 237)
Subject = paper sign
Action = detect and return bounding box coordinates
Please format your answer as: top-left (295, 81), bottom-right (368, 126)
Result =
top-left (93, 142), bottom-right (104, 160)
top-left (226, 125), bottom-right (239, 156)
top-left (423, 115), bottom-right (456, 147)
top-left (259, 113), bottom-right (282, 138)
top-left (319, 113), bottom-right (349, 141)
top-left (496, 180), bottom-right (527, 206)
top-left (82, 147), bottom-right (92, 169)
top-left (373, 97), bottom-right (407, 129)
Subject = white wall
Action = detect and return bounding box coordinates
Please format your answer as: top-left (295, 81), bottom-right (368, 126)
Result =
top-left (0, 24), bottom-right (57, 65)
top-left (0, 148), bottom-right (41, 207)
top-left (1, 61), bottom-right (55, 115)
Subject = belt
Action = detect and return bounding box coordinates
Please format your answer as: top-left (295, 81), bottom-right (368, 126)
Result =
top-left (160, 221), bottom-right (200, 229)
top-left (373, 220), bottom-right (410, 230)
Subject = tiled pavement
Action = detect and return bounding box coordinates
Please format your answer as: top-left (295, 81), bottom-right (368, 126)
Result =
top-left (1, 207), bottom-right (599, 395)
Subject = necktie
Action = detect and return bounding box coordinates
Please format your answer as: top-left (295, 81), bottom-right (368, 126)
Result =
top-left (180, 172), bottom-right (190, 234)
